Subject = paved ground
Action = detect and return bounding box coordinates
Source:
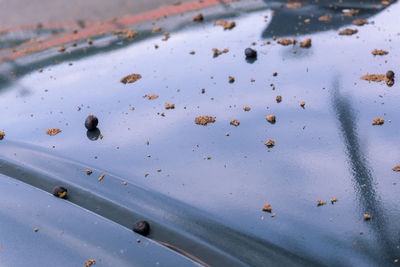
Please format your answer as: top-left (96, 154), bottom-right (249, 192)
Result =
top-left (0, 0), bottom-right (191, 28)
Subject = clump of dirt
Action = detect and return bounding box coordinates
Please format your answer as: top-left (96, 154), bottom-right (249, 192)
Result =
top-left (392, 166), bottom-right (400, 172)
top-left (86, 169), bottom-right (92, 175)
top-left (286, 2), bottom-right (302, 8)
top-left (300, 101), bottom-right (305, 108)
top-left (230, 120), bottom-right (240, 126)
top-left (372, 117), bottom-right (384, 125)
top-left (276, 95), bottom-right (282, 103)
top-left (262, 203), bottom-right (272, 212)
top-left (317, 200), bottom-right (326, 206)
top-left (189, 50), bottom-right (195, 55)
top-left (152, 27), bottom-right (161, 34)
top-left (243, 106), bottom-right (251, 111)
top-left (195, 116), bottom-right (216, 125)
top-left (363, 214), bottom-right (371, 221)
top-left (266, 114), bottom-right (276, 123)
top-left (46, 128), bottom-right (61, 136)
top-left (58, 45), bottom-right (66, 52)
top-left (339, 28), bottom-right (358, 35)
top-left (265, 139), bottom-right (275, 147)
top-left (165, 103), bottom-right (175, 109)
top-left (361, 74), bottom-right (386, 82)
top-left (124, 30), bottom-right (137, 39)
top-left (214, 21), bottom-right (236, 30)
top-left (343, 9), bottom-right (359, 17)
top-left (143, 94), bottom-right (158, 100)
top-left (228, 76), bottom-right (235, 83)
top-left (372, 49), bottom-right (388, 56)
top-left (318, 15), bottom-right (332, 22)
top-left (300, 38), bottom-right (312, 48)
top-left (212, 48), bottom-right (229, 57)
top-left (277, 38), bottom-right (295, 45)
top-left (192, 13), bottom-right (204, 21)
top-left (0, 131), bottom-right (4, 140)
top-left (120, 74), bottom-right (142, 84)
top-left (352, 19), bottom-right (368, 26)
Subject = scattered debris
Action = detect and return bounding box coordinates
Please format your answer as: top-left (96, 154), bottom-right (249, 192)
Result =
top-left (372, 49), bottom-right (388, 56)
top-left (352, 19), bottom-right (368, 26)
top-left (343, 9), bottom-right (359, 17)
top-left (286, 2), bottom-right (302, 8)
top-left (262, 203), bottom-right (272, 212)
top-left (192, 13), bottom-right (204, 22)
top-left (266, 114), bottom-right (276, 123)
top-left (230, 120), bottom-right (240, 126)
top-left (46, 128), bottom-right (62, 136)
top-left (124, 30), bottom-right (137, 39)
top-left (165, 103), bottom-right (175, 109)
top-left (300, 38), bottom-right (312, 48)
top-left (243, 106), bottom-right (251, 111)
top-left (339, 28), bottom-right (358, 35)
top-left (317, 200), bottom-right (326, 206)
top-left (86, 169), bottom-right (93, 175)
top-left (120, 74), bottom-right (142, 84)
top-left (330, 198), bottom-right (338, 204)
top-left (214, 20), bottom-right (236, 30)
top-left (372, 118), bottom-right (384, 125)
top-left (265, 139), bottom-right (275, 148)
top-left (195, 116), bottom-right (216, 126)
top-left (98, 174), bottom-right (105, 181)
top-left (361, 74), bottom-right (386, 82)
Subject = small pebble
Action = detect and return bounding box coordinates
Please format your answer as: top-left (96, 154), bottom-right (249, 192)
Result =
top-left (52, 186), bottom-right (67, 199)
top-left (132, 221), bottom-right (150, 236)
top-left (85, 114), bottom-right (98, 131)
top-left (386, 70), bottom-right (395, 80)
top-left (244, 48), bottom-right (257, 59)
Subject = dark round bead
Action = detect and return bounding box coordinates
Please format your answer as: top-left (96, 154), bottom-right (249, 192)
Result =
top-left (85, 114), bottom-right (98, 131)
top-left (244, 48), bottom-right (257, 59)
top-left (386, 70), bottom-right (395, 80)
top-left (132, 221), bottom-right (150, 236)
top-left (52, 186), bottom-right (67, 199)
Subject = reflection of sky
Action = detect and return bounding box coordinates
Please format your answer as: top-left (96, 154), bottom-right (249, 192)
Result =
top-left (1, 3), bottom-right (400, 265)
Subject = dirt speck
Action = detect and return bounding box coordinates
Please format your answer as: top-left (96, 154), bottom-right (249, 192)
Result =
top-left (0, 131), bottom-right (5, 140)
top-left (372, 117), bottom-right (384, 125)
top-left (352, 19), bottom-right (368, 26)
top-left (86, 169), bottom-right (93, 175)
top-left (230, 120), bottom-right (240, 126)
top-left (165, 103), bottom-right (175, 109)
top-left (34, 227), bottom-right (39, 232)
top-left (265, 139), bottom-right (275, 147)
top-left (84, 259), bottom-right (96, 267)
top-left (393, 166), bottom-right (400, 172)
top-left (286, 2), bottom-right (302, 8)
top-left (277, 38), bottom-right (295, 45)
top-left (124, 30), bottom-right (137, 39)
top-left (266, 114), bottom-right (276, 123)
top-left (143, 94), bottom-right (158, 100)
top-left (343, 9), bottom-right (359, 17)
top-left (212, 48), bottom-right (229, 57)
top-left (339, 28), bottom-right (358, 35)
top-left (120, 74), bottom-right (142, 84)
top-left (46, 128), bottom-right (61, 136)
top-left (276, 96), bottom-right (282, 103)
top-left (300, 101), bottom-right (306, 108)
top-left (214, 20), bottom-right (236, 30)
top-left (98, 174), bottom-right (105, 181)
top-left (162, 32), bottom-right (170, 41)
top-left (228, 76), bottom-right (235, 83)
top-left (372, 49), bottom-right (388, 56)
top-left (363, 214), bottom-right (371, 221)
top-left (317, 200), bottom-right (326, 206)
top-left (330, 198), bottom-right (338, 204)
top-left (58, 45), bottom-right (66, 52)
top-left (318, 15), bottom-right (332, 22)
top-left (192, 13), bottom-right (204, 22)
top-left (243, 106), bottom-right (251, 111)
top-left (189, 50), bottom-right (195, 55)
top-left (195, 116), bottom-right (216, 126)
top-left (361, 73), bottom-right (386, 82)
top-left (300, 38), bottom-right (312, 48)
top-left (152, 27), bottom-right (162, 34)
top-left (262, 203), bottom-right (272, 212)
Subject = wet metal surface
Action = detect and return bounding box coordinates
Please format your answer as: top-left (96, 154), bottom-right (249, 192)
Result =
top-left (0, 0), bottom-right (400, 265)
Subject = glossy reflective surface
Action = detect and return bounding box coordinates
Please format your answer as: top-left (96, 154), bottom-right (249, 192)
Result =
top-left (0, 0), bottom-right (400, 265)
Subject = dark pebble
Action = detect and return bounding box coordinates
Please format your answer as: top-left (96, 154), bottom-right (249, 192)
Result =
top-left (386, 70), bottom-right (395, 80)
top-left (132, 221), bottom-right (150, 236)
top-left (244, 48), bottom-right (257, 59)
top-left (85, 114), bottom-right (98, 131)
top-left (52, 186), bottom-right (68, 199)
